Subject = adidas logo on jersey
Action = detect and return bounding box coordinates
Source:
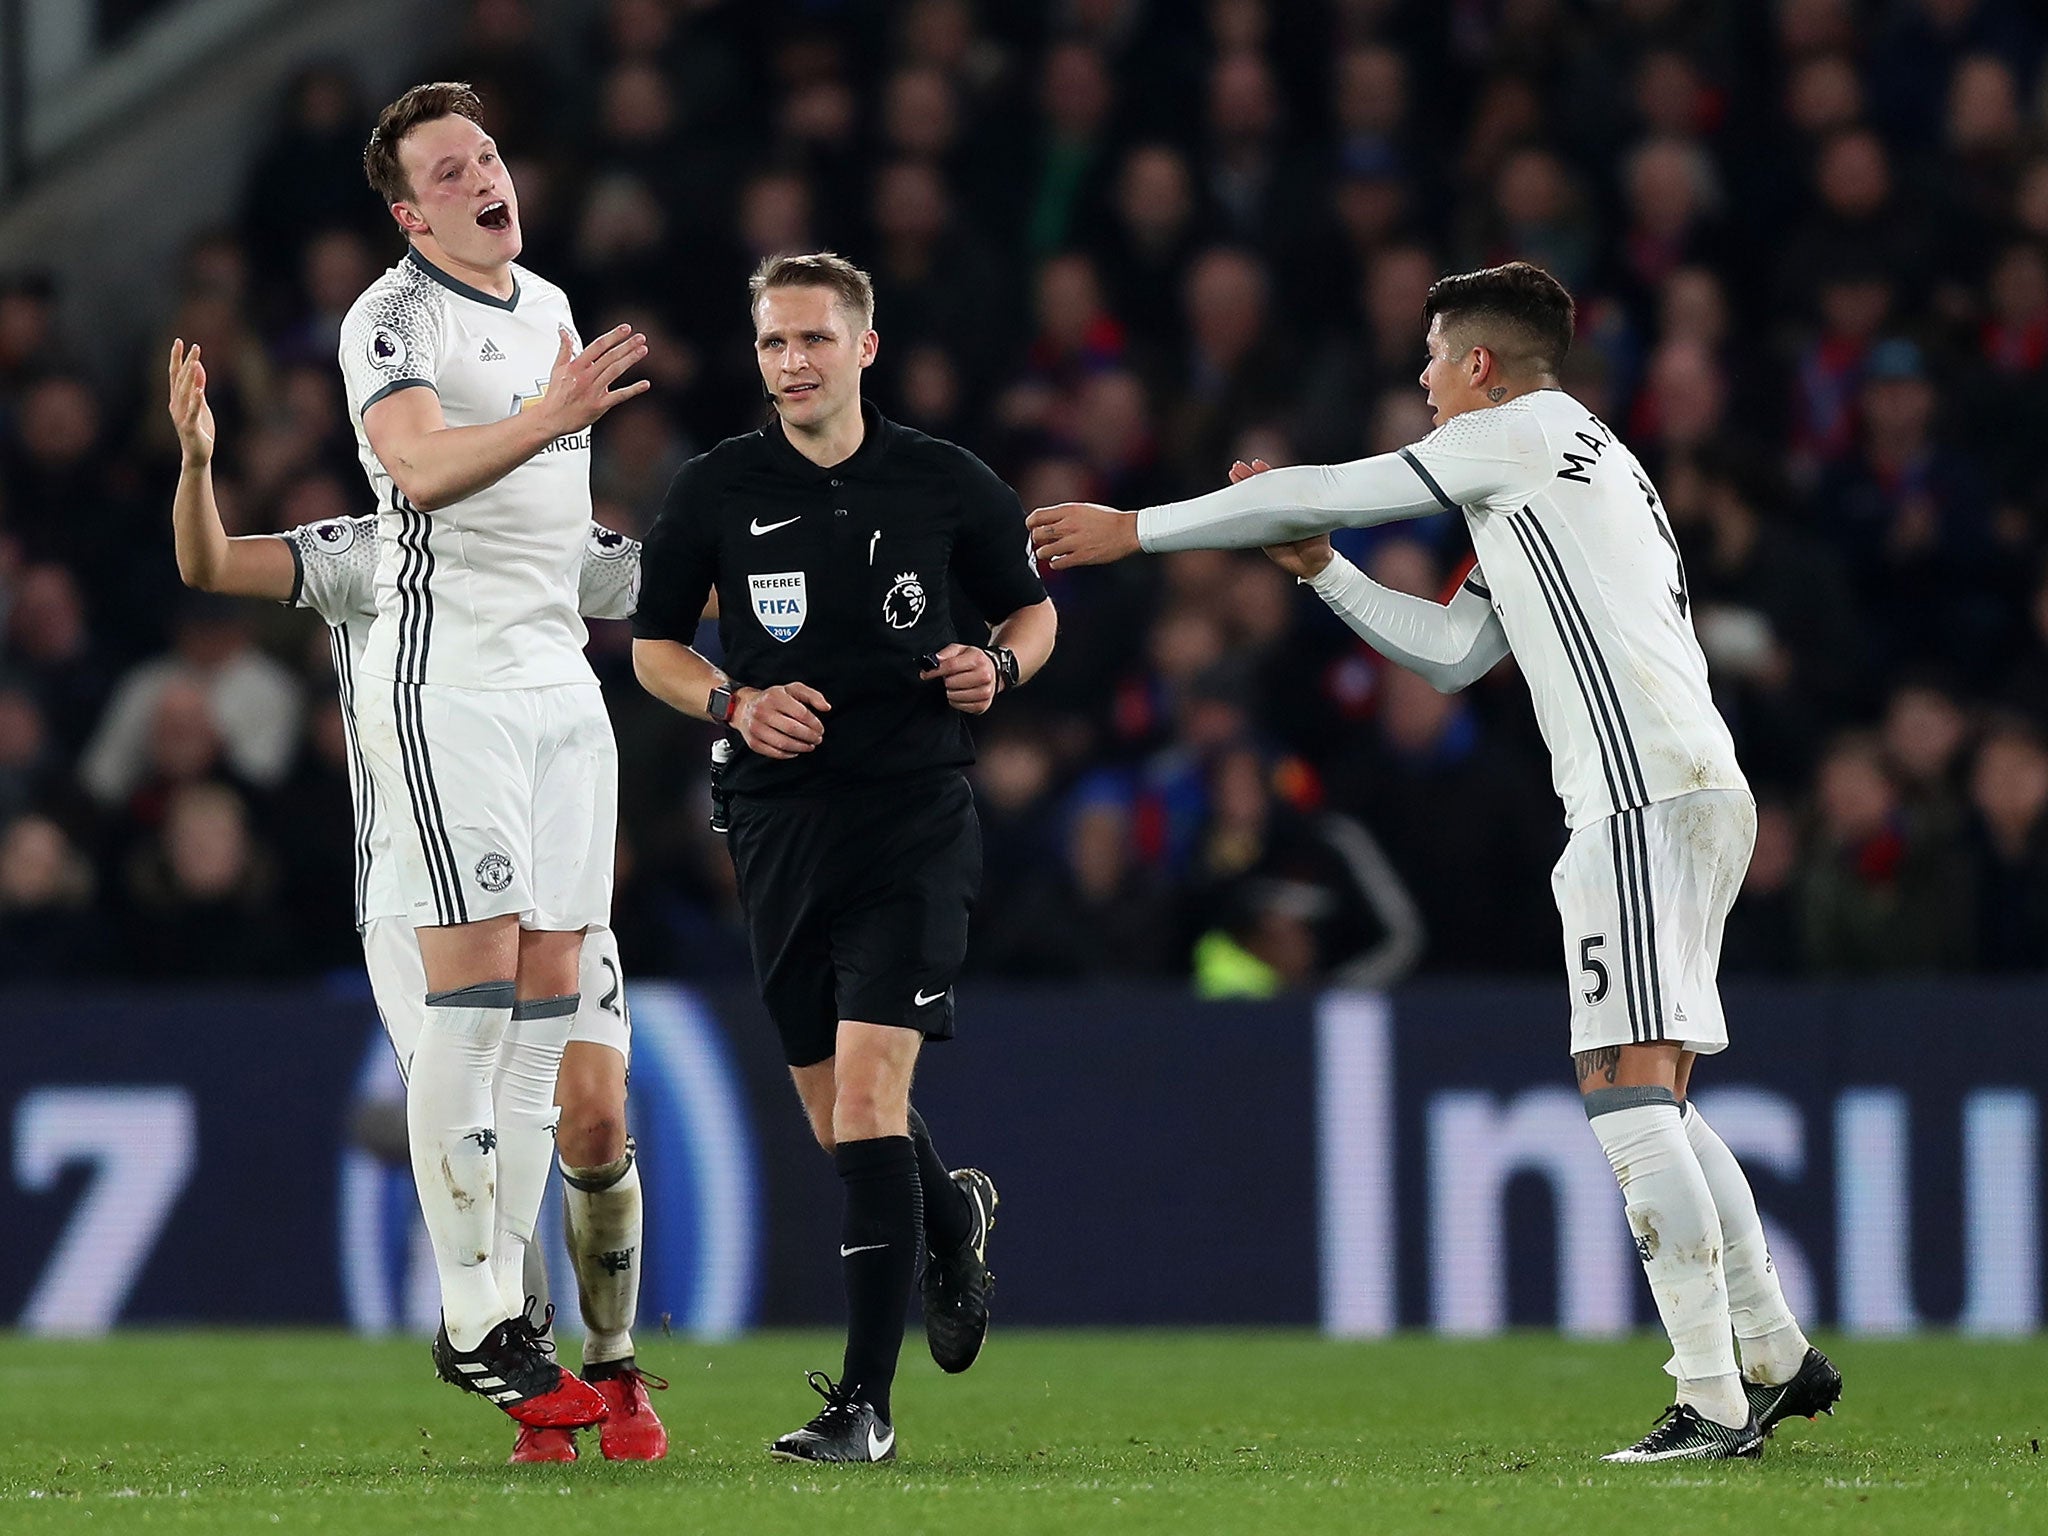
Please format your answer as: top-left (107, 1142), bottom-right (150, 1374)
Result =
top-left (479, 338), bottom-right (505, 362)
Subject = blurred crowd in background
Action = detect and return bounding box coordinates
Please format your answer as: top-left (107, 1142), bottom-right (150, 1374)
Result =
top-left (6, 0), bottom-right (2048, 992)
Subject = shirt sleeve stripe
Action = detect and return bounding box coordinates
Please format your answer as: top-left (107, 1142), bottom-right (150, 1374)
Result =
top-left (284, 532), bottom-right (305, 608)
top-left (1397, 447), bottom-right (1459, 511)
top-left (359, 378), bottom-right (436, 415)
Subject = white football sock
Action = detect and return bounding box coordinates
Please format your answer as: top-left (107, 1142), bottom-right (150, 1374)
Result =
top-left (1683, 1102), bottom-right (1811, 1385)
top-left (491, 996), bottom-right (575, 1319)
top-left (1586, 1086), bottom-right (1746, 1428)
top-left (563, 1144), bottom-right (641, 1367)
top-left (408, 981), bottom-right (514, 1350)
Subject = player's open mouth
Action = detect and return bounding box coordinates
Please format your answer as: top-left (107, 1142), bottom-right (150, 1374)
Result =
top-left (784, 382), bottom-right (818, 398)
top-left (476, 201), bottom-right (511, 232)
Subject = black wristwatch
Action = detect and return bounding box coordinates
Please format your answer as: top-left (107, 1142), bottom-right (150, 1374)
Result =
top-left (707, 683), bottom-right (739, 724)
top-left (981, 646), bottom-right (1021, 694)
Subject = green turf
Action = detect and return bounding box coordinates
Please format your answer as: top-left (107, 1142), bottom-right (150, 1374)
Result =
top-left (1, 1331), bottom-right (2043, 1534)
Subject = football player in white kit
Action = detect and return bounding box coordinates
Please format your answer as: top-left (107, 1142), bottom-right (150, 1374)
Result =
top-left (1029, 262), bottom-right (1842, 1462)
top-left (167, 341), bottom-right (668, 1463)
top-left (338, 82), bottom-right (649, 1432)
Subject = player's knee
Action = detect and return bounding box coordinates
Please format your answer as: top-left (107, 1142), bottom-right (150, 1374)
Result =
top-left (557, 1109), bottom-right (625, 1167)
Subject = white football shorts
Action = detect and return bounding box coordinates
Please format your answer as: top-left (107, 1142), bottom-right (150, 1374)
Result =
top-left (1551, 789), bottom-right (1755, 1057)
top-left (362, 918), bottom-right (633, 1070)
top-left (355, 679), bottom-right (617, 932)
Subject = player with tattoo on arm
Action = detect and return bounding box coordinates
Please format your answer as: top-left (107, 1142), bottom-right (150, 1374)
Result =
top-left (1029, 261), bottom-right (1839, 1464)
top-left (168, 339), bottom-right (667, 1463)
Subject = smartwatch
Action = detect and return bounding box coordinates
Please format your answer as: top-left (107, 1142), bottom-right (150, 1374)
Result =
top-left (707, 683), bottom-right (739, 724)
top-left (981, 646), bottom-right (1021, 693)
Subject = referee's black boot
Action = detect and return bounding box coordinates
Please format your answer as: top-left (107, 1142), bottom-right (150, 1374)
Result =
top-left (921, 1167), bottom-right (998, 1373)
top-left (768, 1372), bottom-right (896, 1463)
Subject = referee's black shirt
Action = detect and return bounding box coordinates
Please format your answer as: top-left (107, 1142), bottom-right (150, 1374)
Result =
top-left (632, 401), bottom-right (1048, 797)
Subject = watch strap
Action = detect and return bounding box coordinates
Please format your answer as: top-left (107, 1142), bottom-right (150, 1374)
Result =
top-left (981, 645), bottom-right (1021, 693)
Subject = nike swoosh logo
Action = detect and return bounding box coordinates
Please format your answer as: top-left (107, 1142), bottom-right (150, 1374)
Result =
top-left (914, 988), bottom-right (946, 1007)
top-left (867, 1424), bottom-right (895, 1459)
top-left (840, 1242), bottom-right (887, 1257)
top-left (750, 516), bottom-right (800, 535)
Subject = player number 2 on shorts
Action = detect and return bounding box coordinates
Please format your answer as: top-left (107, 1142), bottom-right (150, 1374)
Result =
top-left (1578, 935), bottom-right (1609, 1005)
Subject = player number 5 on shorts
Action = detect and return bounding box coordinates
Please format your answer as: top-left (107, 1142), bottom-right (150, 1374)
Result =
top-left (1578, 934), bottom-right (1609, 1005)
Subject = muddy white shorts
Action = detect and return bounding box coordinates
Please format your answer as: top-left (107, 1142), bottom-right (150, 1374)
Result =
top-left (354, 679), bottom-right (616, 932)
top-left (1552, 789), bottom-right (1755, 1057)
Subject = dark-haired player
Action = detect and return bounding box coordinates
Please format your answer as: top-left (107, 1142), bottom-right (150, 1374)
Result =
top-left (1029, 261), bottom-right (1841, 1463)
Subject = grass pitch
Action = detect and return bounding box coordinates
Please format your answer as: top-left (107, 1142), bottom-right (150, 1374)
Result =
top-left (1, 1331), bottom-right (2043, 1534)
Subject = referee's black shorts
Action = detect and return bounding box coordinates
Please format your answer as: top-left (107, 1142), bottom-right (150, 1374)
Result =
top-left (725, 769), bottom-right (981, 1068)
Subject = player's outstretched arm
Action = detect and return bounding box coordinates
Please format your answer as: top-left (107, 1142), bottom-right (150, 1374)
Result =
top-left (1236, 455), bottom-right (1504, 693)
top-left (1043, 448), bottom-right (1468, 571)
top-left (167, 340), bottom-right (296, 601)
top-left (366, 324), bottom-right (650, 512)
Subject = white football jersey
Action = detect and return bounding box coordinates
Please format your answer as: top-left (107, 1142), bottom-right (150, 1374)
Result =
top-left (284, 514), bottom-right (642, 925)
top-left (339, 248), bottom-right (598, 690)
top-left (1403, 391), bottom-right (1747, 829)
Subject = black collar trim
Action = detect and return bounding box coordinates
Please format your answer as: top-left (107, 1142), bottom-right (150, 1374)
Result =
top-left (765, 398), bottom-right (893, 479)
top-left (406, 246), bottom-right (521, 311)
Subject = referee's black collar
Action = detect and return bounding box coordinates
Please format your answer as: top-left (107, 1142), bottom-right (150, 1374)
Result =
top-left (763, 398), bottom-right (895, 480)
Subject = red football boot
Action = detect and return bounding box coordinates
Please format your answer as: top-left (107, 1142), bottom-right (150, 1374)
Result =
top-left (586, 1362), bottom-right (671, 1461)
top-left (433, 1318), bottom-right (610, 1429)
top-left (509, 1425), bottom-right (579, 1463)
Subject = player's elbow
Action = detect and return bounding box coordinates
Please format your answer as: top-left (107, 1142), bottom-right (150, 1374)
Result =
top-left (391, 474), bottom-right (448, 513)
top-left (372, 444), bottom-right (446, 512)
top-left (1432, 656), bottom-right (1494, 694)
top-left (175, 551), bottom-right (222, 593)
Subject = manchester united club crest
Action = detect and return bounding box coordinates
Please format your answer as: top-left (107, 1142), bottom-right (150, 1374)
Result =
top-left (475, 852), bottom-right (514, 893)
top-left (882, 571), bottom-right (926, 630)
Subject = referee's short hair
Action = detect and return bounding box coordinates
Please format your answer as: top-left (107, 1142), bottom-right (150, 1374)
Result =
top-left (1422, 261), bottom-right (1575, 376)
top-left (749, 252), bottom-right (876, 331)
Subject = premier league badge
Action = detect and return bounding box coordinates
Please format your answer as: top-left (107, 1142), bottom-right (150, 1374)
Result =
top-left (882, 571), bottom-right (926, 630)
top-left (368, 326), bottom-right (407, 372)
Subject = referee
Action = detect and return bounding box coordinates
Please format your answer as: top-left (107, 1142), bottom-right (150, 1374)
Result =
top-left (631, 252), bottom-right (1056, 1463)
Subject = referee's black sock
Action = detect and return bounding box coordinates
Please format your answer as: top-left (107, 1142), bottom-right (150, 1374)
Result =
top-left (835, 1135), bottom-right (922, 1422)
top-left (907, 1104), bottom-right (973, 1255)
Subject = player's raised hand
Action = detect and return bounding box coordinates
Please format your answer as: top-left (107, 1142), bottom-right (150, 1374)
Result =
top-left (920, 644), bottom-right (998, 714)
top-left (736, 681), bottom-right (832, 759)
top-left (167, 339), bottom-right (215, 467)
top-left (541, 323), bottom-right (651, 433)
top-left (1026, 501), bottom-right (1140, 569)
